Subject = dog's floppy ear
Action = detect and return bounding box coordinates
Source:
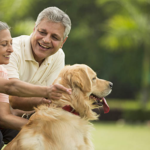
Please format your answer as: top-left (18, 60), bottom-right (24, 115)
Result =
top-left (70, 68), bottom-right (92, 92)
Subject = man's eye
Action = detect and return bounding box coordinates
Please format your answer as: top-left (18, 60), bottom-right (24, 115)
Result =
top-left (39, 30), bottom-right (46, 35)
top-left (53, 36), bottom-right (58, 40)
top-left (2, 44), bottom-right (7, 46)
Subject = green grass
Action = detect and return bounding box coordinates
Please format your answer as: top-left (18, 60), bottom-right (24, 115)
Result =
top-left (92, 122), bottom-right (150, 150)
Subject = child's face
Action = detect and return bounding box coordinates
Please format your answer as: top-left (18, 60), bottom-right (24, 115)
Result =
top-left (0, 29), bottom-right (13, 64)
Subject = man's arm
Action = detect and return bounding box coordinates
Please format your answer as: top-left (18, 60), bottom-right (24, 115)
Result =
top-left (8, 78), bottom-right (71, 111)
top-left (0, 78), bottom-right (48, 98)
top-left (10, 105), bottom-right (35, 116)
top-left (0, 77), bottom-right (71, 103)
top-left (9, 96), bottom-right (49, 111)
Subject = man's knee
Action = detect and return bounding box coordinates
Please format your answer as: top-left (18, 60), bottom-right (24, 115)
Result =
top-left (0, 131), bottom-right (4, 150)
top-left (1, 129), bottom-right (19, 144)
top-left (0, 141), bottom-right (4, 150)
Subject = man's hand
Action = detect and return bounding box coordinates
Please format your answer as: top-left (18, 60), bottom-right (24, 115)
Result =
top-left (47, 84), bottom-right (72, 100)
top-left (9, 84), bottom-right (72, 111)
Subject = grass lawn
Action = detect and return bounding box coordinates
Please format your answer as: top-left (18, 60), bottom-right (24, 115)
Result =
top-left (92, 122), bottom-right (150, 150)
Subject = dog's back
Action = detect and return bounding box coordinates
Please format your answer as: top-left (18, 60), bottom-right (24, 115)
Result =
top-left (4, 105), bottom-right (94, 150)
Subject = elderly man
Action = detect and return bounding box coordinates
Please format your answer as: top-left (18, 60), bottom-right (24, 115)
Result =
top-left (4, 6), bottom-right (72, 111)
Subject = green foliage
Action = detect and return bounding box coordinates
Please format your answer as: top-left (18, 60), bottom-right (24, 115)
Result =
top-left (108, 99), bottom-right (150, 110)
top-left (97, 0), bottom-right (150, 50)
top-left (0, 0), bottom-right (36, 35)
top-left (0, 0), bottom-right (150, 100)
top-left (12, 19), bottom-right (35, 36)
top-left (104, 99), bottom-right (150, 122)
top-left (0, 0), bottom-right (32, 21)
top-left (123, 109), bottom-right (150, 122)
top-left (99, 15), bottom-right (139, 50)
top-left (96, 0), bottom-right (150, 106)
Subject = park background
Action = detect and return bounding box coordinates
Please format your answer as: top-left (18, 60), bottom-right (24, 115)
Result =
top-left (0, 0), bottom-right (150, 149)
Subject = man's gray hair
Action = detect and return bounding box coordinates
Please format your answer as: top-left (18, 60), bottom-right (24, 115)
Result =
top-left (35, 7), bottom-right (71, 39)
top-left (0, 21), bottom-right (10, 31)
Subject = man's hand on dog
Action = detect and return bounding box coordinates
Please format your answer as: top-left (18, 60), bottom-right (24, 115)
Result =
top-left (46, 83), bottom-right (72, 101)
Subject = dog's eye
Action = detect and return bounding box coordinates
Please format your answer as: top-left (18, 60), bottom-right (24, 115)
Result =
top-left (92, 77), bottom-right (96, 81)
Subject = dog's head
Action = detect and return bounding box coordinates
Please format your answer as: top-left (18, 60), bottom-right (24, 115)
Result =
top-left (53, 64), bottom-right (113, 120)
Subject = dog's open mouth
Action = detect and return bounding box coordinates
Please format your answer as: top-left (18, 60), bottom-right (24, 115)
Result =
top-left (90, 94), bottom-right (110, 114)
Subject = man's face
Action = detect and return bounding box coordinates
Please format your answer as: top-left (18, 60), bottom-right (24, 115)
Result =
top-left (31, 19), bottom-right (67, 64)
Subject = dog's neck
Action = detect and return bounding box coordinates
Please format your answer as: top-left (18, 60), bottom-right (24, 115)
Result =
top-left (51, 90), bottom-right (98, 121)
top-left (62, 105), bottom-right (79, 116)
top-left (52, 81), bottom-right (98, 120)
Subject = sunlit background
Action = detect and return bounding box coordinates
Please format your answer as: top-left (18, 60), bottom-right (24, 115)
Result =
top-left (0, 0), bottom-right (150, 149)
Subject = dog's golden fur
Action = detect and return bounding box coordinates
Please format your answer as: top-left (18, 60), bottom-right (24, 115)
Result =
top-left (4, 64), bottom-right (112, 150)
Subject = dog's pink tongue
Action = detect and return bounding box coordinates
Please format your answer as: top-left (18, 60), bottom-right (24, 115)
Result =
top-left (102, 98), bottom-right (110, 114)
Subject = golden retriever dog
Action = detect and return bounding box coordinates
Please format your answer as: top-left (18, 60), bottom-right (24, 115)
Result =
top-left (4, 64), bottom-right (113, 150)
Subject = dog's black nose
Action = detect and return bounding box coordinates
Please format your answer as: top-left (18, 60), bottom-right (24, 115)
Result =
top-left (109, 82), bottom-right (113, 89)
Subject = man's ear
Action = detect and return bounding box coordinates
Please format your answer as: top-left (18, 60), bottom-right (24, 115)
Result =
top-left (33, 23), bottom-right (36, 32)
top-left (60, 37), bottom-right (68, 48)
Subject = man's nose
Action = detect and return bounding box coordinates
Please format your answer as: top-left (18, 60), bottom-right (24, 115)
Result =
top-left (43, 36), bottom-right (50, 43)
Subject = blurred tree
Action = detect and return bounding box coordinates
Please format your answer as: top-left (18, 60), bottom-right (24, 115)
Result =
top-left (0, 0), bottom-right (145, 100)
top-left (0, 0), bottom-right (35, 35)
top-left (96, 0), bottom-right (150, 107)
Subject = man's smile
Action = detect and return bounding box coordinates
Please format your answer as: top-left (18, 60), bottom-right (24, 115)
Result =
top-left (38, 42), bottom-right (51, 50)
